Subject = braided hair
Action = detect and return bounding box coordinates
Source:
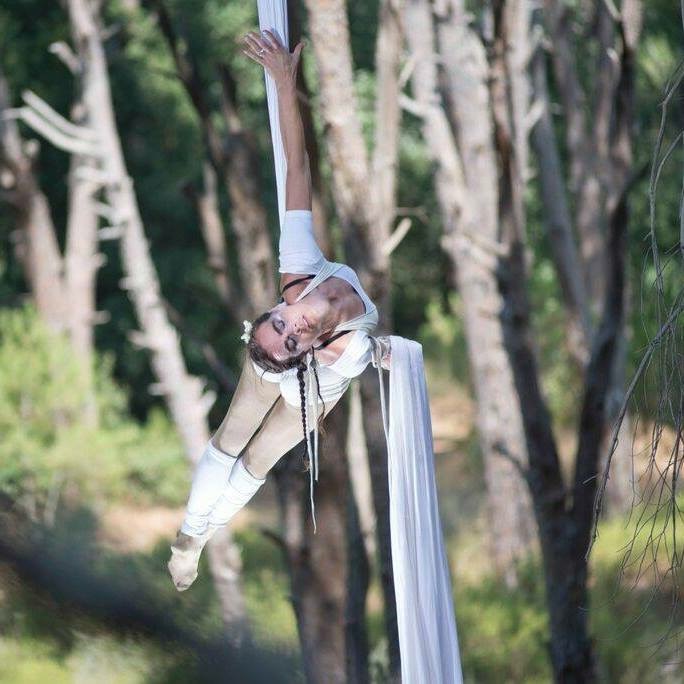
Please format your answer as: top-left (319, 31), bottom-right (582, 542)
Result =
top-left (247, 312), bottom-right (328, 468)
top-left (295, 356), bottom-right (327, 469)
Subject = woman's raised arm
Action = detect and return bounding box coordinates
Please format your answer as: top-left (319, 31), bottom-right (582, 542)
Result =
top-left (242, 30), bottom-right (310, 211)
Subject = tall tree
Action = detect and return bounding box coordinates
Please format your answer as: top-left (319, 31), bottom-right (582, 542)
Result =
top-left (153, 0), bottom-right (275, 318)
top-left (0, 68), bottom-right (100, 421)
top-left (0, 71), bottom-right (68, 331)
top-left (590, 1), bottom-right (684, 638)
top-left (540, 0), bottom-right (637, 513)
top-left (402, 0), bottom-right (537, 585)
top-left (488, 0), bottom-right (642, 678)
top-left (63, 0), bottom-right (247, 633)
top-left (402, 0), bottom-right (642, 677)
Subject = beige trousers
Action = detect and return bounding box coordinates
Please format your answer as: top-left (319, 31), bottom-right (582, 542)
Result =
top-left (212, 354), bottom-right (343, 479)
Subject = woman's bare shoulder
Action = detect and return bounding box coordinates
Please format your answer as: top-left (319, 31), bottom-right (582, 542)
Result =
top-left (315, 329), bottom-right (357, 367)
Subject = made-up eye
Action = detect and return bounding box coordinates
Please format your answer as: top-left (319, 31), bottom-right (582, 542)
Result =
top-left (285, 335), bottom-right (297, 353)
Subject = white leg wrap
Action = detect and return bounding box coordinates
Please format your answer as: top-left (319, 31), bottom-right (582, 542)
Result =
top-left (181, 441), bottom-right (238, 537)
top-left (207, 457), bottom-right (266, 527)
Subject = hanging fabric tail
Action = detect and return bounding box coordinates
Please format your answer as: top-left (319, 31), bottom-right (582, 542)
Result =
top-left (257, 0), bottom-right (289, 229)
top-left (379, 336), bottom-right (463, 683)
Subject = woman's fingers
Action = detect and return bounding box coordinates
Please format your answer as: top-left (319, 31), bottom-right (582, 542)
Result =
top-left (292, 41), bottom-right (304, 68)
top-left (244, 32), bottom-right (266, 53)
top-left (261, 29), bottom-right (283, 51)
top-left (242, 47), bottom-right (265, 66)
top-left (241, 28), bottom-right (303, 74)
top-left (244, 32), bottom-right (272, 59)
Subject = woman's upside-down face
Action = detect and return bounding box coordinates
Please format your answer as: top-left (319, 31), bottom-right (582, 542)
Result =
top-left (254, 300), bottom-right (327, 362)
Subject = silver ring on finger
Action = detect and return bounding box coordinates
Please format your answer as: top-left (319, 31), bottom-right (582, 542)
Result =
top-left (257, 48), bottom-right (266, 56)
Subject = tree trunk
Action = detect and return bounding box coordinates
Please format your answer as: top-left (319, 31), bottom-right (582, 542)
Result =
top-left (0, 70), bottom-right (100, 420)
top-left (0, 70), bottom-right (67, 332)
top-left (600, 306), bottom-right (635, 516)
top-left (592, 0), bottom-right (642, 517)
top-left (274, 401), bottom-right (364, 684)
top-left (346, 462), bottom-right (371, 684)
top-left (532, 3), bottom-right (636, 513)
top-left (542, 0), bottom-right (605, 307)
top-left (346, 381), bottom-right (376, 561)
top-left (489, 2), bottom-right (596, 677)
top-left (66, 0), bottom-right (246, 631)
top-left (528, 15), bottom-right (591, 363)
top-left (183, 162), bottom-right (238, 314)
top-left (490, 0), bottom-right (641, 678)
top-left (64, 99), bottom-right (100, 423)
top-left (217, 65), bottom-right (276, 314)
top-left (406, 0), bottom-right (537, 584)
top-left (304, 0), bottom-right (403, 674)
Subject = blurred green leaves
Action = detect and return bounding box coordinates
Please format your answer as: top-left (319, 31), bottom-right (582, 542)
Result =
top-left (0, 306), bottom-right (187, 512)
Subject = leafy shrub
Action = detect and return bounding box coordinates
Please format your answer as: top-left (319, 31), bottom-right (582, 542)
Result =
top-left (0, 306), bottom-right (188, 512)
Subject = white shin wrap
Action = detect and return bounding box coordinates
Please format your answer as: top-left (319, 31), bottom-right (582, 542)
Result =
top-left (181, 441), bottom-right (238, 537)
top-left (207, 457), bottom-right (266, 528)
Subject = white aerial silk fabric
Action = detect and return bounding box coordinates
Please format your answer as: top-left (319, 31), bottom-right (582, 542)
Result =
top-left (257, 0), bottom-right (289, 228)
top-left (373, 337), bottom-right (463, 683)
top-left (256, 1), bottom-right (463, 680)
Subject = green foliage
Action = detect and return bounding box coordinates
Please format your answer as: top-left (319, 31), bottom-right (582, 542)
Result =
top-left (418, 292), bottom-right (470, 383)
top-left (235, 527), bottom-right (300, 649)
top-left (0, 306), bottom-right (187, 510)
top-left (452, 502), bottom-right (684, 683)
top-left (457, 560), bottom-right (551, 683)
top-left (0, 634), bottom-right (161, 684)
top-left (1, 484), bottom-right (684, 683)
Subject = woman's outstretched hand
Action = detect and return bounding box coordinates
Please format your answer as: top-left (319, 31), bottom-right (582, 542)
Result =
top-left (242, 29), bottom-right (304, 86)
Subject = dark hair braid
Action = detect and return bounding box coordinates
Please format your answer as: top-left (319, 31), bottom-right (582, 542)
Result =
top-left (296, 359), bottom-right (310, 469)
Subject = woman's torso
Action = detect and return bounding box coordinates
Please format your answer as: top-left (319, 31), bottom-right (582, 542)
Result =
top-left (280, 270), bottom-right (367, 365)
top-left (261, 210), bottom-right (379, 407)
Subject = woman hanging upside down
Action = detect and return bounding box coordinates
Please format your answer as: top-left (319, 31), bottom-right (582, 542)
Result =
top-left (168, 29), bottom-right (390, 591)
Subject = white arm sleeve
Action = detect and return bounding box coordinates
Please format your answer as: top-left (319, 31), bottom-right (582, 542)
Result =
top-left (279, 210), bottom-right (327, 274)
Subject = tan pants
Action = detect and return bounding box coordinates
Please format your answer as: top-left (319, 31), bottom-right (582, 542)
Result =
top-left (212, 355), bottom-right (343, 479)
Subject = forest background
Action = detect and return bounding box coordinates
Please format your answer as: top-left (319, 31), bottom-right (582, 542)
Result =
top-left (0, 0), bottom-right (682, 682)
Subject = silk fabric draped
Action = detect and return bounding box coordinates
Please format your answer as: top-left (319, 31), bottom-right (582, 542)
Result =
top-left (382, 337), bottom-right (462, 682)
top-left (256, 1), bottom-right (463, 680)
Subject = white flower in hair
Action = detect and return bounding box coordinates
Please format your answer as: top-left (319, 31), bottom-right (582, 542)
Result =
top-left (240, 319), bottom-right (253, 344)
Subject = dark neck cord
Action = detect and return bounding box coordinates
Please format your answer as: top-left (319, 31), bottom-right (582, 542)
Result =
top-left (313, 329), bottom-right (351, 351)
top-left (279, 274), bottom-right (315, 302)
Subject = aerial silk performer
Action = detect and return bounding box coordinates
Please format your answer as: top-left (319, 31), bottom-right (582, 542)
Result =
top-left (167, 3), bottom-right (462, 681)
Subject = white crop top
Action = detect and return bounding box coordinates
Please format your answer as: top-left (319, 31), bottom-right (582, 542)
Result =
top-left (252, 210), bottom-right (379, 407)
